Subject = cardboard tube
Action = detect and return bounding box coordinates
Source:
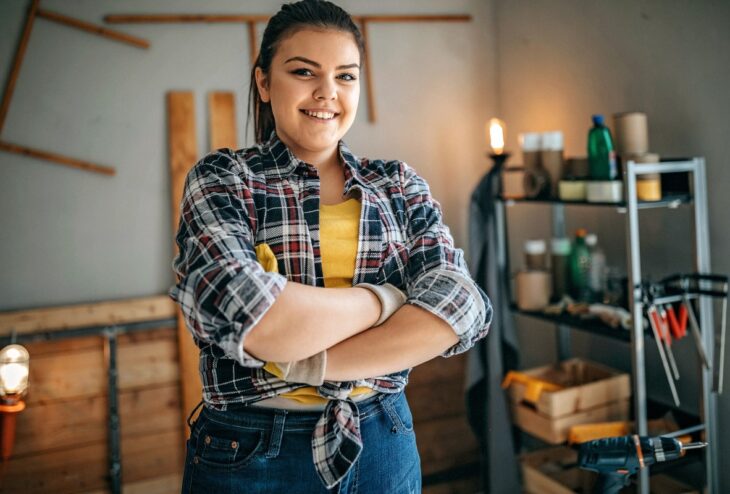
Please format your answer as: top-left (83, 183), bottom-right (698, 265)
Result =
top-left (516, 271), bottom-right (552, 311)
top-left (614, 112), bottom-right (649, 156)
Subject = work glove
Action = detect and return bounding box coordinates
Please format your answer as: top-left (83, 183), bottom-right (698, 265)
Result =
top-left (274, 350), bottom-right (327, 386)
top-left (357, 283), bottom-right (408, 326)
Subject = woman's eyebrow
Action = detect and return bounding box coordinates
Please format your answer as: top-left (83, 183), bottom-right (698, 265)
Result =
top-left (284, 56), bottom-right (359, 70)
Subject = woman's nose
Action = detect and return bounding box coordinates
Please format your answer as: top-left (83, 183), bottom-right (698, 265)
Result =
top-left (313, 78), bottom-right (337, 100)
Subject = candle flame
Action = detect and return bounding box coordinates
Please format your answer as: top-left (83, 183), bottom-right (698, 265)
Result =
top-left (488, 118), bottom-right (505, 154)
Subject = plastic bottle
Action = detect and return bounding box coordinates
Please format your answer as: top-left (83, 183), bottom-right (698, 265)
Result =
top-left (585, 233), bottom-right (606, 303)
top-left (569, 229), bottom-right (592, 302)
top-left (550, 237), bottom-right (571, 302)
top-left (587, 115), bottom-right (618, 180)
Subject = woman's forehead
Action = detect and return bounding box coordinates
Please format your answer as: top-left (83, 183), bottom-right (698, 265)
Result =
top-left (274, 28), bottom-right (360, 68)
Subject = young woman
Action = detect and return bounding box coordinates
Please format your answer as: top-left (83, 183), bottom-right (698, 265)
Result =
top-left (170, 1), bottom-right (492, 492)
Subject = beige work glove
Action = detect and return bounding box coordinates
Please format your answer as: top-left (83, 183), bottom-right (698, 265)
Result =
top-left (357, 283), bottom-right (408, 326)
top-left (274, 350), bottom-right (327, 386)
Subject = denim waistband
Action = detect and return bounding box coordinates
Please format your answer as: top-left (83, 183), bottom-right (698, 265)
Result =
top-left (194, 392), bottom-right (400, 435)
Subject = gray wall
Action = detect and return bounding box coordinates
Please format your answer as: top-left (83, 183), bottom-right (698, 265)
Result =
top-left (0, 0), bottom-right (497, 310)
top-left (496, 0), bottom-right (730, 490)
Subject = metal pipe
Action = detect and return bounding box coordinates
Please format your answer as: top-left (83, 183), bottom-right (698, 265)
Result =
top-left (104, 328), bottom-right (121, 494)
top-left (624, 159), bottom-right (649, 494)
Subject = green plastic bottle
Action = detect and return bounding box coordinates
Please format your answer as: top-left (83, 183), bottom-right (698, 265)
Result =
top-left (569, 228), bottom-right (592, 302)
top-left (587, 115), bottom-right (618, 180)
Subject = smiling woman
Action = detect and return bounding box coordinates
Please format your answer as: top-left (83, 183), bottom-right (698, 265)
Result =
top-left (170, 1), bottom-right (492, 493)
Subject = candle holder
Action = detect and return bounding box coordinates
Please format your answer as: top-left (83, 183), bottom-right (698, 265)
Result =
top-left (488, 152), bottom-right (511, 172)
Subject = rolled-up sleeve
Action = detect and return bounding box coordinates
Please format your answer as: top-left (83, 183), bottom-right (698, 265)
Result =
top-left (400, 163), bottom-right (492, 357)
top-left (169, 152), bottom-right (287, 367)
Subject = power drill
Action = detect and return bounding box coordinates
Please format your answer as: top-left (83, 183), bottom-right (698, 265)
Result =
top-left (578, 434), bottom-right (706, 494)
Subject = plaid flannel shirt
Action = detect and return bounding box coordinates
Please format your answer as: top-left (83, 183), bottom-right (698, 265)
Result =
top-left (169, 131), bottom-right (492, 487)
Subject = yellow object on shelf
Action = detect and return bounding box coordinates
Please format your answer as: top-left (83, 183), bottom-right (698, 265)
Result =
top-left (567, 421), bottom-right (630, 444)
top-left (502, 370), bottom-right (564, 404)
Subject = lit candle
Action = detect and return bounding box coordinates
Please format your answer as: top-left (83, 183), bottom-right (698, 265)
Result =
top-left (488, 118), bottom-right (506, 155)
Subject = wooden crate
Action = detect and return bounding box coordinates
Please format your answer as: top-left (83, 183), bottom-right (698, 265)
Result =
top-left (507, 358), bottom-right (631, 417)
top-left (513, 399), bottom-right (630, 444)
top-left (521, 446), bottom-right (699, 494)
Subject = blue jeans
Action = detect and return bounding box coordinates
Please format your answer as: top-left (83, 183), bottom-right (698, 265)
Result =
top-left (181, 392), bottom-right (421, 493)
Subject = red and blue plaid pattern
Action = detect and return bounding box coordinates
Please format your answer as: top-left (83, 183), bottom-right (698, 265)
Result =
top-left (169, 131), bottom-right (492, 487)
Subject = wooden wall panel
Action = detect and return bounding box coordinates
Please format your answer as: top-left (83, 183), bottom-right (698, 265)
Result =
top-left (14, 384), bottom-right (181, 457)
top-left (0, 321), bottom-right (185, 494)
top-left (416, 415), bottom-right (480, 476)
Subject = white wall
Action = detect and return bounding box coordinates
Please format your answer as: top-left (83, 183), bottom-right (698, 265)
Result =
top-left (496, 1), bottom-right (730, 490)
top-left (0, 0), bottom-right (498, 310)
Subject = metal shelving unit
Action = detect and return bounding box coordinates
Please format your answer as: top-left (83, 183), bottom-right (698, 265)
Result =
top-left (496, 158), bottom-right (719, 494)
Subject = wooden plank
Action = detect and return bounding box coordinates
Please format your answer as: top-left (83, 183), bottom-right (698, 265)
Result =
top-left (0, 442), bottom-right (108, 494)
top-left (247, 21), bottom-right (258, 66)
top-left (36, 9), bottom-right (150, 49)
top-left (423, 475), bottom-right (481, 494)
top-left (117, 332), bottom-right (180, 390)
top-left (0, 140), bottom-right (116, 176)
top-left (167, 91), bottom-right (202, 435)
top-left (82, 473), bottom-right (182, 494)
top-left (406, 382), bottom-right (466, 424)
top-left (23, 334), bottom-right (102, 357)
top-left (0, 295), bottom-right (175, 336)
top-left (208, 91), bottom-right (237, 151)
top-left (26, 330), bottom-right (179, 404)
top-left (408, 353), bottom-right (466, 386)
top-left (121, 429), bottom-right (185, 484)
top-left (14, 384), bottom-right (181, 457)
top-left (358, 19), bottom-right (376, 123)
top-left (104, 14), bottom-right (471, 24)
top-left (0, 0), bottom-right (39, 133)
top-left (0, 430), bottom-right (183, 494)
top-left (415, 415), bottom-right (480, 476)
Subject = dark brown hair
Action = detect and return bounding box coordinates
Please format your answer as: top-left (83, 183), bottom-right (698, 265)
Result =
top-left (247, 0), bottom-right (365, 143)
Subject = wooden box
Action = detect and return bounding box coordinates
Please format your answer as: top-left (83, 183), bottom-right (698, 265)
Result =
top-left (507, 358), bottom-right (631, 417)
top-left (521, 446), bottom-right (699, 494)
top-left (514, 398), bottom-right (630, 444)
top-left (506, 358), bottom-right (631, 444)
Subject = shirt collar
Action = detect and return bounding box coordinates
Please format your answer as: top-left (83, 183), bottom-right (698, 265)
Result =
top-left (262, 130), bottom-right (373, 191)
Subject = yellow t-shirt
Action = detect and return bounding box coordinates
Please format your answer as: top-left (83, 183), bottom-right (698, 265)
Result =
top-left (258, 198), bottom-right (372, 403)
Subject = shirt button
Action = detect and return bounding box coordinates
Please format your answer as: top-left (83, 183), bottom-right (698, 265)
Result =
top-left (205, 435), bottom-right (211, 445)
top-left (231, 441), bottom-right (238, 449)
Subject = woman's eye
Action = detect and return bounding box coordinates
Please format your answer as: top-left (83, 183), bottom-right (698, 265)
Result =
top-left (338, 73), bottom-right (357, 81)
top-left (291, 68), bottom-right (313, 76)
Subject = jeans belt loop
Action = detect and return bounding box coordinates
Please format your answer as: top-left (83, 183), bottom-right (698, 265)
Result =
top-left (266, 409), bottom-right (287, 459)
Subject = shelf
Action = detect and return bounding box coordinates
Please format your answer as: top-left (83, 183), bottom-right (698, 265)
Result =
top-left (499, 193), bottom-right (692, 210)
top-left (511, 304), bottom-right (649, 343)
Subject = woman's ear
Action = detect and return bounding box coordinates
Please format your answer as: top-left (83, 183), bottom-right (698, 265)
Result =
top-left (255, 67), bottom-right (271, 103)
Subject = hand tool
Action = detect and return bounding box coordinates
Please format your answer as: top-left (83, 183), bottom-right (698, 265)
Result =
top-left (656, 304), bottom-right (680, 380)
top-left (646, 304), bottom-right (680, 406)
top-left (578, 434), bottom-right (707, 494)
top-left (683, 295), bottom-right (711, 370)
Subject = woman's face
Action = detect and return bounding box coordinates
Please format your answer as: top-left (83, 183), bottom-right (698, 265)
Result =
top-left (256, 28), bottom-right (361, 164)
